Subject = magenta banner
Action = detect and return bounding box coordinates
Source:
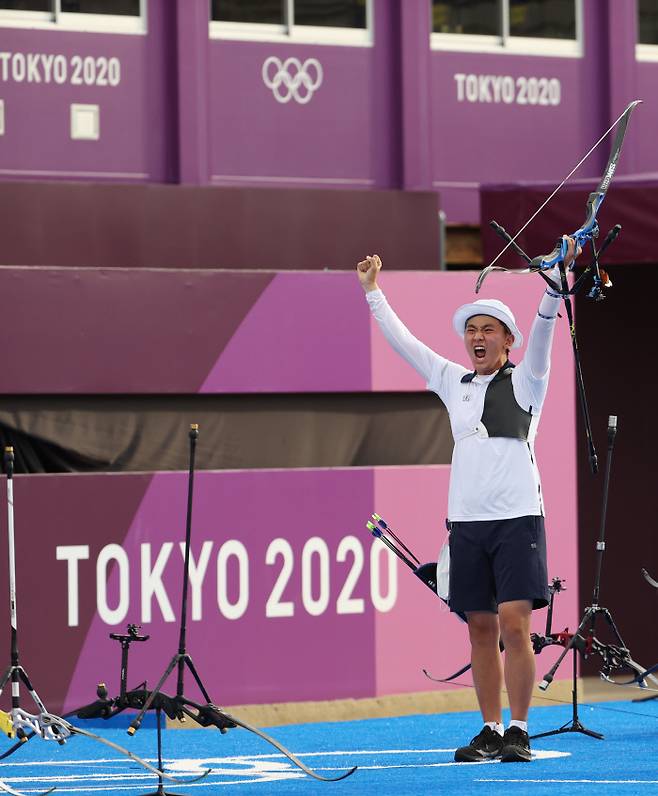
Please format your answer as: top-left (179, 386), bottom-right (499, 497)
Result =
top-left (0, 463), bottom-right (577, 715)
top-left (2, 268), bottom-right (572, 395)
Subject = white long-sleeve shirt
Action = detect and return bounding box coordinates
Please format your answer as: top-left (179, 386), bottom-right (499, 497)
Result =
top-left (367, 288), bottom-right (560, 522)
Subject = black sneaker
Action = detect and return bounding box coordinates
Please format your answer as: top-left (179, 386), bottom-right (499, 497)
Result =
top-left (500, 725), bottom-right (532, 762)
top-left (454, 726), bottom-right (504, 762)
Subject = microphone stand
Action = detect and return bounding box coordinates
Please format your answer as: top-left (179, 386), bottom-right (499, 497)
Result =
top-left (535, 416), bottom-right (627, 739)
top-left (124, 424), bottom-right (210, 796)
top-left (531, 643), bottom-right (603, 741)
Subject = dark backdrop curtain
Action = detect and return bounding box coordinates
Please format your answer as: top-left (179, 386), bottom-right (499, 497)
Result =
top-left (0, 394), bottom-right (454, 474)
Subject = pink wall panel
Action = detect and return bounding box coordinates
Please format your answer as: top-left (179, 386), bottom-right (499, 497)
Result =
top-left (200, 272), bottom-right (371, 393)
top-left (373, 465), bottom-right (461, 695)
top-left (372, 462), bottom-right (579, 699)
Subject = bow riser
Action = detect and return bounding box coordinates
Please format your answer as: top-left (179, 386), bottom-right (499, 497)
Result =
top-left (532, 191), bottom-right (604, 270)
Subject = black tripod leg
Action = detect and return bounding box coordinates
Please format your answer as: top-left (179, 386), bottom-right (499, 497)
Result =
top-left (127, 655), bottom-right (181, 735)
top-left (138, 708), bottom-right (186, 796)
top-left (600, 608), bottom-right (630, 649)
top-left (531, 648), bottom-right (603, 740)
top-left (0, 667), bottom-right (12, 693)
top-left (17, 667), bottom-right (48, 715)
top-left (181, 656), bottom-right (212, 705)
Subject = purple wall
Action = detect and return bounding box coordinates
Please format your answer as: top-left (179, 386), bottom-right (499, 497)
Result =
top-left (209, 42), bottom-right (376, 190)
top-left (0, 182), bottom-right (440, 271)
top-left (0, 269), bottom-right (369, 394)
top-left (205, 0), bottom-right (400, 190)
top-left (0, 9), bottom-right (174, 182)
top-left (426, 0), bottom-right (650, 220)
top-left (0, 1), bottom-right (655, 223)
top-left (429, 52), bottom-right (603, 221)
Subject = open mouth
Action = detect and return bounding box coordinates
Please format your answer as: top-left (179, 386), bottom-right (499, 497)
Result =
top-left (474, 346), bottom-right (486, 360)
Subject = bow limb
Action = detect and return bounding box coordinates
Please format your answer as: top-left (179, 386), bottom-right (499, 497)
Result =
top-left (0, 711), bottom-right (210, 785)
top-left (423, 639), bottom-right (510, 684)
top-left (476, 99), bottom-right (642, 291)
top-left (46, 715), bottom-right (208, 784)
top-left (0, 780), bottom-right (54, 796)
top-left (532, 99), bottom-right (642, 270)
top-left (218, 709), bottom-right (357, 782)
top-left (642, 568), bottom-right (658, 589)
top-left (475, 263), bottom-right (538, 293)
top-left (66, 721), bottom-right (211, 784)
top-left (171, 699), bottom-right (356, 782)
top-left (423, 662), bottom-right (472, 684)
top-left (600, 660), bottom-right (658, 690)
top-left (423, 629), bottom-right (574, 688)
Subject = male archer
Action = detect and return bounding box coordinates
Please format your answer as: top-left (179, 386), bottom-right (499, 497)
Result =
top-left (357, 240), bottom-right (579, 762)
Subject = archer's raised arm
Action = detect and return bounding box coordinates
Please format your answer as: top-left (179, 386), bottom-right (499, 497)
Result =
top-left (357, 254), bottom-right (382, 293)
top-left (356, 254), bottom-right (443, 383)
top-left (525, 236), bottom-right (581, 379)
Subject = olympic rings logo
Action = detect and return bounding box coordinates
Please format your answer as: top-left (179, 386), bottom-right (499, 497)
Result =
top-left (262, 56), bottom-right (323, 104)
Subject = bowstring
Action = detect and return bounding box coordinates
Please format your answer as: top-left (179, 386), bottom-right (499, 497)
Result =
top-left (485, 103), bottom-right (636, 271)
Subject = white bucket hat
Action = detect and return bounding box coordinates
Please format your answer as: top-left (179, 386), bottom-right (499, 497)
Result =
top-left (452, 298), bottom-right (523, 349)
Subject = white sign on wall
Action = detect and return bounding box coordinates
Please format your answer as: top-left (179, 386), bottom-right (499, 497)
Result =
top-left (70, 103), bottom-right (100, 140)
top-left (262, 56), bottom-right (323, 104)
top-left (454, 73), bottom-right (561, 106)
top-left (0, 51), bottom-right (121, 87)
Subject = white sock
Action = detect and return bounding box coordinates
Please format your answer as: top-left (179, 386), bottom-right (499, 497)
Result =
top-left (509, 719), bottom-right (528, 733)
top-left (484, 721), bottom-right (504, 736)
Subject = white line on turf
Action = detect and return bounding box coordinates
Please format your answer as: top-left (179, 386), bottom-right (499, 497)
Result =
top-left (1, 747), bottom-right (573, 792)
top-left (478, 780), bottom-right (658, 785)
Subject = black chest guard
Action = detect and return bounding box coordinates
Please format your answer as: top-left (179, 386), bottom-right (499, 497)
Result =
top-left (461, 362), bottom-right (532, 441)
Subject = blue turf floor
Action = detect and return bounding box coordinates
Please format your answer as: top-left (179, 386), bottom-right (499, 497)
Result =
top-left (2, 699), bottom-right (657, 795)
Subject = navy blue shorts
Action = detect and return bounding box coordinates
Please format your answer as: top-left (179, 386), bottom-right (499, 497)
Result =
top-left (448, 515), bottom-right (549, 614)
